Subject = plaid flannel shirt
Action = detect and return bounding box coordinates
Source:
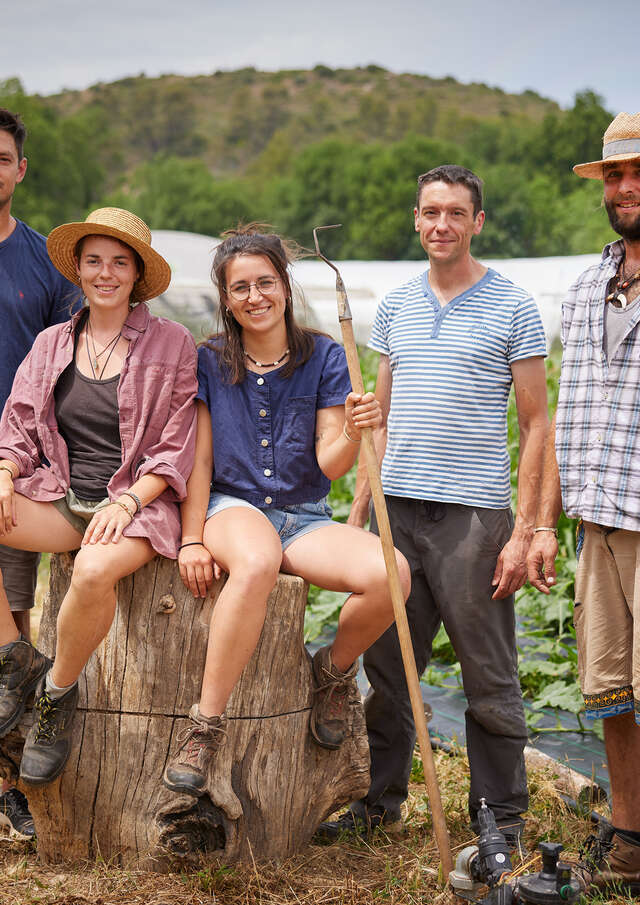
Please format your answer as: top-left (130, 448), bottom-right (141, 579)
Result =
top-left (556, 239), bottom-right (640, 530)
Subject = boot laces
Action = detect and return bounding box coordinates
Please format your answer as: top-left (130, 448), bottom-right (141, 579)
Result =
top-left (174, 718), bottom-right (225, 768)
top-left (313, 667), bottom-right (352, 720)
top-left (34, 690), bottom-right (58, 743)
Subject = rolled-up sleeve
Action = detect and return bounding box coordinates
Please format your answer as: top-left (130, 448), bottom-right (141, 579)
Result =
top-left (135, 334), bottom-right (198, 499)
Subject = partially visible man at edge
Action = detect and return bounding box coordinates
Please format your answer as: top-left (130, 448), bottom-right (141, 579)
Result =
top-left (527, 112), bottom-right (640, 896)
top-left (317, 164), bottom-right (548, 844)
top-left (0, 108), bottom-right (79, 839)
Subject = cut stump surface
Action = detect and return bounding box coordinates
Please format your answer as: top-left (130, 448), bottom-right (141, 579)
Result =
top-left (0, 554), bottom-right (369, 869)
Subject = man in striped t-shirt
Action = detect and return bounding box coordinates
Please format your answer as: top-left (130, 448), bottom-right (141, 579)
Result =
top-left (318, 165), bottom-right (548, 845)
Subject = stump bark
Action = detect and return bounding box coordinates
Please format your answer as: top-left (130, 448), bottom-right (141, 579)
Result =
top-left (0, 554), bottom-right (369, 868)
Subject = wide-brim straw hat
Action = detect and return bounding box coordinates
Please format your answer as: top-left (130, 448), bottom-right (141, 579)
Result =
top-left (47, 208), bottom-right (171, 302)
top-left (574, 112), bottom-right (640, 179)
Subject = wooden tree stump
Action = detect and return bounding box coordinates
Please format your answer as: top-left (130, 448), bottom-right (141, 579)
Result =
top-left (0, 554), bottom-right (369, 869)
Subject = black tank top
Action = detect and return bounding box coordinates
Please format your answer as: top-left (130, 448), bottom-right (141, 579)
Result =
top-left (54, 363), bottom-right (122, 500)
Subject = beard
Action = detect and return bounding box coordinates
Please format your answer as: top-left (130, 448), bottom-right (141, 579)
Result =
top-left (605, 197), bottom-right (640, 241)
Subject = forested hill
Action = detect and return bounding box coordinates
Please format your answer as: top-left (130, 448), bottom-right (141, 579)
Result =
top-left (1, 68), bottom-right (616, 259)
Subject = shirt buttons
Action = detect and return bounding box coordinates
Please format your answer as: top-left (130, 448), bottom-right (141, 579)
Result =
top-left (261, 439), bottom-right (269, 447)
top-left (264, 468), bottom-right (272, 476)
top-left (259, 409), bottom-right (267, 417)
top-left (257, 377), bottom-right (264, 385)
top-left (264, 496), bottom-right (272, 504)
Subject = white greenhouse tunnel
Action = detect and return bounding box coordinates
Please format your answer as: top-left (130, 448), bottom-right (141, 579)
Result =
top-left (151, 230), bottom-right (601, 347)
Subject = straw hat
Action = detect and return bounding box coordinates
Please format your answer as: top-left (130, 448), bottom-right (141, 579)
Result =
top-left (574, 112), bottom-right (640, 179)
top-left (47, 208), bottom-right (171, 302)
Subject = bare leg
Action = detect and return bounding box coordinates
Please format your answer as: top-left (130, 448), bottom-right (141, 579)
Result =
top-left (199, 508), bottom-right (282, 717)
top-left (282, 524), bottom-right (410, 672)
top-left (52, 537), bottom-right (156, 687)
top-left (0, 496), bottom-right (83, 647)
top-left (12, 611), bottom-right (31, 643)
top-left (604, 711), bottom-right (640, 831)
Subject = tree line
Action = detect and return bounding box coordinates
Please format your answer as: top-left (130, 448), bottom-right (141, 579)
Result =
top-left (1, 72), bottom-right (615, 260)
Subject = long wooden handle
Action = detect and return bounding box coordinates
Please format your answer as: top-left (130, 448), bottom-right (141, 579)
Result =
top-left (341, 319), bottom-right (453, 878)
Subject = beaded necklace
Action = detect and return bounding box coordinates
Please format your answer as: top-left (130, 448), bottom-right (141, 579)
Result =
top-left (606, 259), bottom-right (640, 309)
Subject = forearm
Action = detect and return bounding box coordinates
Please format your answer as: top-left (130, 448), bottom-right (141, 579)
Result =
top-left (513, 415), bottom-right (548, 539)
top-left (179, 455), bottom-right (212, 543)
top-left (316, 425), bottom-right (361, 481)
top-left (535, 411), bottom-right (563, 527)
top-left (117, 474), bottom-right (169, 512)
top-left (351, 424), bottom-right (386, 514)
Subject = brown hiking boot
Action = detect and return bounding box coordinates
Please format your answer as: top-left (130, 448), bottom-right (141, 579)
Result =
top-left (310, 645), bottom-right (358, 750)
top-left (163, 704), bottom-right (226, 797)
top-left (576, 821), bottom-right (640, 896)
top-left (0, 635), bottom-right (51, 737)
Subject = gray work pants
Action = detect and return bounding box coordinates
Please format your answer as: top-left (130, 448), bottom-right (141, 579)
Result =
top-left (355, 497), bottom-right (528, 828)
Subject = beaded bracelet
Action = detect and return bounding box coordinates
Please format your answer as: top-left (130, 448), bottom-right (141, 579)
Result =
top-left (342, 423), bottom-right (361, 443)
top-left (122, 490), bottom-right (142, 514)
top-left (178, 541), bottom-right (205, 551)
top-left (112, 500), bottom-right (135, 520)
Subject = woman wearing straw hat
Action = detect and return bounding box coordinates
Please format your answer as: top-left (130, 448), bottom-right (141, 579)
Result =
top-left (0, 207), bottom-right (197, 786)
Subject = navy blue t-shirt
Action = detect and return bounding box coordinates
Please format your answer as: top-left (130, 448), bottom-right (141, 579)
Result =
top-left (196, 334), bottom-right (352, 507)
top-left (0, 219), bottom-right (79, 410)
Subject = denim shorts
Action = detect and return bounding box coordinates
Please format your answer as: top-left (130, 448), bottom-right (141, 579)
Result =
top-left (205, 492), bottom-right (334, 550)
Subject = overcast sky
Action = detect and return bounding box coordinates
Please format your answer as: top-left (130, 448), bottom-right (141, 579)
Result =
top-left (5, 0), bottom-right (638, 113)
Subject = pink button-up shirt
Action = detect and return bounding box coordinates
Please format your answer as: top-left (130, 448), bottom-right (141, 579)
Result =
top-left (0, 303), bottom-right (197, 559)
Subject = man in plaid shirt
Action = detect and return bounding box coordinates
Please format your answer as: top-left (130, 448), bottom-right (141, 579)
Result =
top-left (528, 112), bottom-right (640, 896)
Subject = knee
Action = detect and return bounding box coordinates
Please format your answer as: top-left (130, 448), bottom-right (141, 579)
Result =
top-left (396, 551), bottom-right (411, 601)
top-left (228, 551), bottom-right (280, 595)
top-left (468, 692), bottom-right (527, 739)
top-left (70, 553), bottom-right (114, 597)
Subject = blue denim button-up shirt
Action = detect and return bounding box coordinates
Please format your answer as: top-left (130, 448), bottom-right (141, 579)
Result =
top-left (196, 335), bottom-right (352, 507)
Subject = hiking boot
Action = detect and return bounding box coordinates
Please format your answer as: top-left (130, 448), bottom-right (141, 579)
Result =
top-left (163, 704), bottom-right (226, 797)
top-left (310, 645), bottom-right (358, 749)
top-left (314, 808), bottom-right (403, 844)
top-left (576, 820), bottom-right (640, 896)
top-left (19, 679), bottom-right (78, 786)
top-left (0, 635), bottom-right (51, 736)
top-left (0, 788), bottom-right (35, 840)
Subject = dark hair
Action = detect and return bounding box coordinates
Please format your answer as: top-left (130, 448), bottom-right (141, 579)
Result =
top-left (0, 107), bottom-right (26, 160)
top-left (74, 235), bottom-right (146, 305)
top-left (208, 224), bottom-right (316, 384)
top-left (416, 165), bottom-right (483, 216)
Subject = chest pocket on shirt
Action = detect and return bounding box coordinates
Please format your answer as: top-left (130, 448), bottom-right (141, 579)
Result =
top-left (283, 396), bottom-right (316, 452)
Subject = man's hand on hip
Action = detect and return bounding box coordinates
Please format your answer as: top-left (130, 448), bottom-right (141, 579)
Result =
top-left (526, 532), bottom-right (558, 595)
top-left (491, 532), bottom-right (531, 599)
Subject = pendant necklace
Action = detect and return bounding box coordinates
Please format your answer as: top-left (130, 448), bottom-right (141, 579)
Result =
top-left (606, 260), bottom-right (640, 309)
top-left (244, 347), bottom-right (290, 368)
top-left (86, 322), bottom-right (122, 379)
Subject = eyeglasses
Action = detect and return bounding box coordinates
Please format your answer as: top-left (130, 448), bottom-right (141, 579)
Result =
top-left (227, 277), bottom-right (281, 302)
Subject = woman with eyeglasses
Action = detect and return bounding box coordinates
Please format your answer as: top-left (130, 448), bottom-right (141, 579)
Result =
top-left (163, 225), bottom-right (410, 796)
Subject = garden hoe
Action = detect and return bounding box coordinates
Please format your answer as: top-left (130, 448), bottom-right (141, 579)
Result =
top-left (313, 224), bottom-right (453, 879)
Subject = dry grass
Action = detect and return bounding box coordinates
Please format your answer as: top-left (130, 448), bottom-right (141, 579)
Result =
top-left (0, 749), bottom-right (634, 905)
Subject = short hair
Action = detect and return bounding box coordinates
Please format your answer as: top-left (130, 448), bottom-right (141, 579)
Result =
top-left (416, 165), bottom-right (483, 216)
top-left (0, 108), bottom-right (26, 160)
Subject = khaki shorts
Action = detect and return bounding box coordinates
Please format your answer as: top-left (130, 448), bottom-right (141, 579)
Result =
top-left (573, 521), bottom-right (640, 724)
top-left (51, 488), bottom-right (111, 536)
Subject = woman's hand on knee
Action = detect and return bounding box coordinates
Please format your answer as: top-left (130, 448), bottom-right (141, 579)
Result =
top-left (82, 503), bottom-right (133, 546)
top-left (0, 472), bottom-right (17, 535)
top-left (178, 543), bottom-right (218, 597)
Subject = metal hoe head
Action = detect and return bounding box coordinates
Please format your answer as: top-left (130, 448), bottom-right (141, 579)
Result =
top-left (312, 224), bottom-right (352, 321)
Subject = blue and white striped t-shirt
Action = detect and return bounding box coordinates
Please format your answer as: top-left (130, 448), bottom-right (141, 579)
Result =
top-left (368, 267), bottom-right (547, 509)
